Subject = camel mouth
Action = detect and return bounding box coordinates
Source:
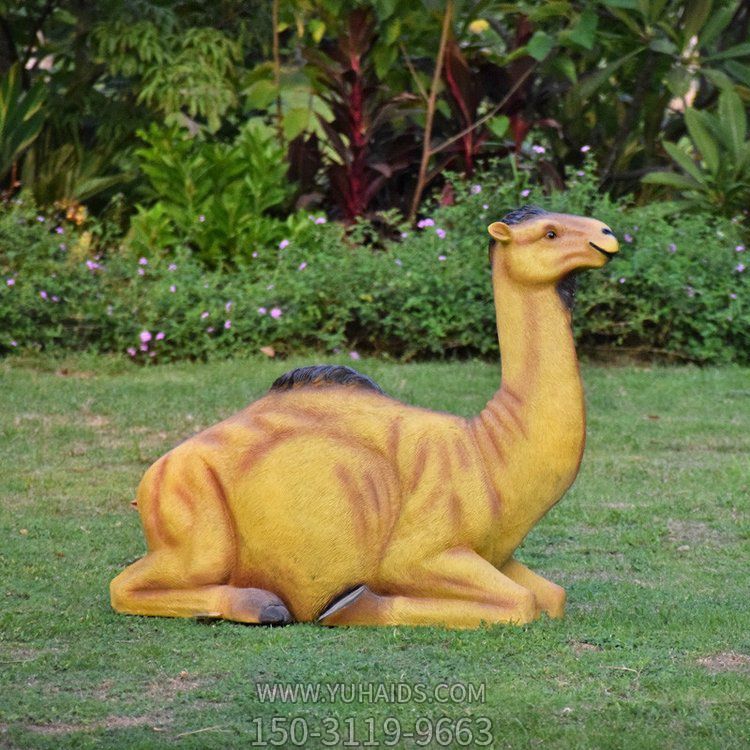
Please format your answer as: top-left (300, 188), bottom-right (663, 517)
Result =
top-left (590, 241), bottom-right (617, 260)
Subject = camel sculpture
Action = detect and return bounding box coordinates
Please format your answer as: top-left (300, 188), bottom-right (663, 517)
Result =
top-left (110, 207), bottom-right (619, 628)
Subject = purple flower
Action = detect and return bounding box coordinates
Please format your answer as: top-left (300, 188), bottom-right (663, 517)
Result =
top-left (139, 343), bottom-right (148, 352)
top-left (619, 277), bottom-right (626, 284)
top-left (36, 215), bottom-right (45, 223)
top-left (59, 243), bottom-right (67, 251)
top-left (52, 295), bottom-right (60, 303)
top-left (10, 340), bottom-right (17, 347)
top-left (252, 251), bottom-right (259, 258)
top-left (224, 320), bottom-right (231, 329)
top-left (279, 239), bottom-right (290, 250)
top-left (155, 331), bottom-right (165, 341)
top-left (139, 330), bottom-right (152, 343)
top-left (417, 218), bottom-right (435, 229)
top-left (400, 232), bottom-right (409, 239)
top-left (270, 307), bottom-right (282, 319)
top-left (138, 257), bottom-right (148, 266)
top-left (438, 255), bottom-right (447, 262)
top-left (6, 278), bottom-right (15, 286)
top-left (436, 228), bottom-right (446, 239)
top-left (520, 189), bottom-right (531, 198)
top-left (198, 214), bottom-right (206, 223)
top-left (735, 263), bottom-right (746, 273)
top-left (668, 243), bottom-right (677, 253)
top-left (137, 268), bottom-right (145, 276)
top-left (471, 184), bottom-right (482, 194)
top-left (482, 203), bottom-right (489, 210)
top-left (200, 311), bottom-right (209, 319)
top-left (730, 293), bottom-right (738, 300)
top-left (168, 263), bottom-right (177, 271)
top-left (736, 245), bottom-right (745, 252)
top-left (532, 145), bottom-right (546, 154)
top-left (258, 307), bottom-right (267, 315)
top-left (39, 290), bottom-right (48, 300)
top-left (395, 258), bottom-right (403, 266)
top-left (206, 326), bottom-right (215, 334)
top-left (169, 284), bottom-right (176, 293)
top-left (127, 347), bottom-right (136, 357)
top-left (314, 217), bottom-right (327, 225)
top-left (86, 260), bottom-right (100, 271)
top-left (576, 171), bottom-right (585, 177)
top-left (298, 261), bottom-right (307, 271)
top-left (580, 145), bottom-right (591, 153)
top-left (624, 233), bottom-right (633, 243)
top-left (225, 301), bottom-right (233, 311)
top-left (55, 226), bottom-right (64, 235)
top-left (349, 351), bottom-right (360, 361)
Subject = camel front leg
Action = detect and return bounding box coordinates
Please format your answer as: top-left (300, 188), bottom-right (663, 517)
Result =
top-left (499, 558), bottom-right (566, 618)
top-left (111, 552), bottom-right (292, 624)
top-left (319, 547), bottom-right (538, 628)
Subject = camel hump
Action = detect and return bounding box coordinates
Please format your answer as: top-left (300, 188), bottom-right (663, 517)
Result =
top-left (269, 365), bottom-right (385, 395)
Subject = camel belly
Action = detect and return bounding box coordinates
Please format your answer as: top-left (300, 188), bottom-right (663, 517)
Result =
top-left (209, 432), bottom-right (400, 621)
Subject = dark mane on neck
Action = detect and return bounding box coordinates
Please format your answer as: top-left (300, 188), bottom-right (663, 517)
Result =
top-left (502, 205), bottom-right (549, 225)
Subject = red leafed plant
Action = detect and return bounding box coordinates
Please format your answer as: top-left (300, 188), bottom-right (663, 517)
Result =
top-left (302, 8), bottom-right (417, 222)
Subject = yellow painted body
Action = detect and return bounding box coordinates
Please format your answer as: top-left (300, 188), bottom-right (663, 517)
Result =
top-left (111, 212), bottom-right (619, 628)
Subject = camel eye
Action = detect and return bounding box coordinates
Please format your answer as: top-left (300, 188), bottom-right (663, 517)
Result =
top-left (546, 230), bottom-right (557, 240)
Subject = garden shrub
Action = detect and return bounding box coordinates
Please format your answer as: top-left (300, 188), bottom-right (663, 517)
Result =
top-left (127, 121), bottom-right (298, 267)
top-left (1, 162), bottom-right (747, 364)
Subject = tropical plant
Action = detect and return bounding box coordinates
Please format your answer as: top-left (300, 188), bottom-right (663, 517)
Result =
top-left (642, 87), bottom-right (750, 219)
top-left (0, 64), bottom-right (45, 192)
top-left (128, 121), bottom-right (296, 265)
top-left (300, 7), bottom-right (419, 221)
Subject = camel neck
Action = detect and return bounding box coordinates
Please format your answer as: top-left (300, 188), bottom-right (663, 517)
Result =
top-left (471, 259), bottom-right (586, 556)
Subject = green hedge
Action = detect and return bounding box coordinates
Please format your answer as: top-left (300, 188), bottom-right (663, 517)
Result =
top-left (1, 165), bottom-right (747, 364)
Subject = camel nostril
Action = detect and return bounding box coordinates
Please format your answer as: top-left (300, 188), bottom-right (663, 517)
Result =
top-left (602, 228), bottom-right (615, 237)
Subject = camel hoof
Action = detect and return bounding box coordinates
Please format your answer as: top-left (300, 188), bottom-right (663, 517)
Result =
top-left (317, 585), bottom-right (369, 623)
top-left (259, 603), bottom-right (292, 625)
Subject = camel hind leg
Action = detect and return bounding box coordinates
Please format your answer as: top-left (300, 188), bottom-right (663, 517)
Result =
top-left (110, 453), bottom-right (291, 625)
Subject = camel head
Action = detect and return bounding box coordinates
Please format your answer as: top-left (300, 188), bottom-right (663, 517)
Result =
top-left (487, 206), bottom-right (619, 289)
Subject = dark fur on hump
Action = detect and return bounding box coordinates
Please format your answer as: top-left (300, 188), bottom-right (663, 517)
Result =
top-left (488, 204), bottom-right (577, 311)
top-left (269, 365), bottom-right (385, 395)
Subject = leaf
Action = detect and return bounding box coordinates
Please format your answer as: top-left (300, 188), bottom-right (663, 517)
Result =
top-left (568, 8), bottom-right (598, 50)
top-left (718, 88), bottom-right (747, 161)
top-left (309, 19), bottom-right (326, 44)
top-left (551, 55), bottom-right (577, 83)
top-left (245, 79), bottom-right (277, 109)
top-left (641, 171), bottom-right (702, 190)
top-left (706, 42), bottom-right (750, 62)
top-left (724, 60), bottom-right (750, 87)
top-left (662, 141), bottom-right (704, 184)
top-left (701, 5), bottom-right (734, 47)
top-left (575, 48), bottom-right (643, 100)
top-left (486, 115), bottom-right (509, 138)
top-left (283, 108), bottom-right (311, 141)
top-left (527, 31), bottom-right (554, 62)
top-left (681, 0), bottom-right (712, 43)
top-left (648, 37), bottom-right (677, 55)
top-left (665, 67), bottom-right (692, 98)
top-left (685, 108), bottom-right (719, 174)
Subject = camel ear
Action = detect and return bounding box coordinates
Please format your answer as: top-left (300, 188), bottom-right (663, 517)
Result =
top-left (488, 222), bottom-right (512, 244)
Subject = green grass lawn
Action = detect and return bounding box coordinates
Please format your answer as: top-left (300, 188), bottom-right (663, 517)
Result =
top-left (1, 354), bottom-right (748, 749)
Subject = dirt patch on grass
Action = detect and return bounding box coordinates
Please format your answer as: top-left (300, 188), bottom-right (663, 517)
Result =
top-left (27, 713), bottom-right (169, 735)
top-left (569, 641), bottom-right (603, 656)
top-left (697, 652), bottom-right (750, 674)
top-left (147, 671), bottom-right (210, 699)
top-left (666, 519), bottom-right (732, 547)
